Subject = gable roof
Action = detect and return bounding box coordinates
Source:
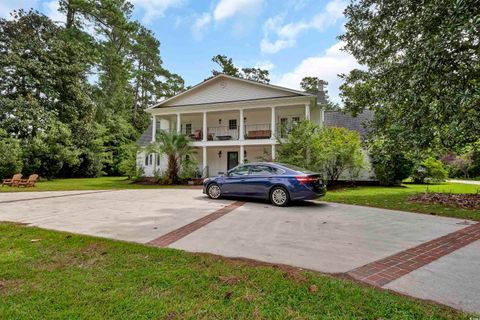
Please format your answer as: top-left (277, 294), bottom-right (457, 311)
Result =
top-left (324, 110), bottom-right (374, 139)
top-left (138, 123), bottom-right (153, 147)
top-left (149, 74), bottom-right (313, 109)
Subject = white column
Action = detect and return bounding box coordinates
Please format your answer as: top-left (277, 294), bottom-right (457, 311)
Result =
top-left (271, 144), bottom-right (276, 161)
top-left (202, 146), bottom-right (207, 177)
top-left (239, 109), bottom-right (244, 140)
top-left (151, 115), bottom-right (156, 142)
top-left (305, 103), bottom-right (311, 121)
top-left (270, 106), bottom-right (276, 139)
top-left (152, 154), bottom-right (157, 173)
top-left (176, 113), bottom-right (181, 133)
top-left (202, 111), bottom-right (207, 142)
top-left (240, 145), bottom-right (245, 164)
top-left (319, 108), bottom-right (325, 127)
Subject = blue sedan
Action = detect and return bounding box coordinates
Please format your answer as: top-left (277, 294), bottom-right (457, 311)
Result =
top-left (203, 162), bottom-right (327, 206)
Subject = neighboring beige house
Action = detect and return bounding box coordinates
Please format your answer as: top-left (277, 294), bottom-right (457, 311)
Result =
top-left (137, 73), bottom-right (374, 179)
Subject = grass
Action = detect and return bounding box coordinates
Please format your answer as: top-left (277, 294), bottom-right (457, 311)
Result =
top-left (0, 223), bottom-right (471, 319)
top-left (324, 182), bottom-right (480, 221)
top-left (0, 176), bottom-right (179, 192)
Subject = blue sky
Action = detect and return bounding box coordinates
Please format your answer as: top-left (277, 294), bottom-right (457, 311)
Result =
top-left (0, 0), bottom-right (359, 102)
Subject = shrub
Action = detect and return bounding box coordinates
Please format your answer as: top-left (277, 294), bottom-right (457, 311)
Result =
top-left (0, 129), bottom-right (23, 179)
top-left (118, 143), bottom-right (142, 180)
top-left (276, 121), bottom-right (365, 185)
top-left (179, 157), bottom-right (200, 181)
top-left (369, 139), bottom-right (414, 186)
top-left (411, 157), bottom-right (448, 183)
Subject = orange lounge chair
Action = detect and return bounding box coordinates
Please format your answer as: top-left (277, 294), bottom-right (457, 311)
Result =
top-left (17, 174), bottom-right (39, 188)
top-left (2, 173), bottom-right (22, 187)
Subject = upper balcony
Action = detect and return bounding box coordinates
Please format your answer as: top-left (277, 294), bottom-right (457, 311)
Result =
top-left (150, 103), bottom-right (316, 145)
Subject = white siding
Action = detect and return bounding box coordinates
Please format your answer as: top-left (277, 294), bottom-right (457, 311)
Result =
top-left (163, 77), bottom-right (296, 107)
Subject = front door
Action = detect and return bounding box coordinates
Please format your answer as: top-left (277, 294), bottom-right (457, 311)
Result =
top-left (227, 152), bottom-right (239, 171)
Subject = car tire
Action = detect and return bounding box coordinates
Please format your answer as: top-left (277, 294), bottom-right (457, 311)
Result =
top-left (270, 186), bottom-right (289, 206)
top-left (207, 183), bottom-right (222, 199)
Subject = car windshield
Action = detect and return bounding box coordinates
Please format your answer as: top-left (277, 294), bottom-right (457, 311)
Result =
top-left (277, 163), bottom-right (316, 174)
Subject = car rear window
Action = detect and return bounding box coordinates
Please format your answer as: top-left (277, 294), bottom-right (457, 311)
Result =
top-left (250, 165), bottom-right (283, 175)
top-left (277, 163), bottom-right (316, 174)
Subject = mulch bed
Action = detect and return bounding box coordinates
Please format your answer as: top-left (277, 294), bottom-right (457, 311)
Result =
top-left (409, 193), bottom-right (480, 210)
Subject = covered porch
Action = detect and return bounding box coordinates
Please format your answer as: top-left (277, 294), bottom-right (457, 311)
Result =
top-left (191, 144), bottom-right (276, 177)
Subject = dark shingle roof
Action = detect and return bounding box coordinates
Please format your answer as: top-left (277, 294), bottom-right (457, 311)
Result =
top-left (138, 123), bottom-right (152, 147)
top-left (324, 109), bottom-right (374, 139)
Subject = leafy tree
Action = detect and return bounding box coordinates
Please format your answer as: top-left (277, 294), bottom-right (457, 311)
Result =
top-left (23, 121), bottom-right (80, 179)
top-left (146, 131), bottom-right (195, 184)
top-left (118, 142), bottom-right (142, 179)
top-left (314, 127), bottom-right (365, 183)
top-left (0, 129), bottom-right (23, 179)
top-left (156, 72), bottom-right (185, 98)
top-left (301, 77), bottom-right (324, 94)
top-left (211, 54), bottom-right (240, 77)
top-left (369, 138), bottom-right (414, 186)
top-left (241, 67), bottom-right (270, 84)
top-left (211, 54), bottom-right (270, 83)
top-left (411, 157), bottom-right (448, 183)
top-left (277, 122), bottom-right (365, 184)
top-left (300, 77), bottom-right (339, 110)
top-left (276, 121), bottom-right (321, 171)
top-left (340, 0), bottom-right (480, 151)
top-left (0, 10), bottom-right (101, 177)
top-left (451, 154), bottom-right (474, 179)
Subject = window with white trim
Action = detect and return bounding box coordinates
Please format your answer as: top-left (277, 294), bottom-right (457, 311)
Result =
top-left (228, 119), bottom-right (237, 130)
top-left (185, 123), bottom-right (192, 135)
top-left (145, 153), bottom-right (153, 166)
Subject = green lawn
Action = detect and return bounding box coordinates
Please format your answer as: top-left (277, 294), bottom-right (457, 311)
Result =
top-left (324, 182), bottom-right (480, 221)
top-left (0, 223), bottom-right (470, 319)
top-left (0, 176), bottom-right (179, 192)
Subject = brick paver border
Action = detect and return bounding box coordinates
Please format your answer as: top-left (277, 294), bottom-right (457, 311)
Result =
top-left (148, 201), bottom-right (245, 247)
top-left (348, 222), bottom-right (480, 287)
top-left (0, 190), bottom-right (114, 204)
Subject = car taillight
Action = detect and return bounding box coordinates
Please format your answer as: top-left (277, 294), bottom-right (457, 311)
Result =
top-left (296, 176), bottom-right (317, 184)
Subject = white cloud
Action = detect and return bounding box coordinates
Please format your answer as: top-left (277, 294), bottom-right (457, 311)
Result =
top-left (255, 60), bottom-right (275, 71)
top-left (43, 0), bottom-right (65, 23)
top-left (191, 12), bottom-right (211, 40)
top-left (130, 0), bottom-right (185, 24)
top-left (272, 42), bottom-right (360, 104)
top-left (260, 0), bottom-right (347, 54)
top-left (213, 0), bottom-right (264, 21)
top-left (260, 38), bottom-right (295, 54)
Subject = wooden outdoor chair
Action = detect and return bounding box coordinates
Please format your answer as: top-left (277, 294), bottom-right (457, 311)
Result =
top-left (17, 174), bottom-right (39, 188)
top-left (189, 130), bottom-right (203, 140)
top-left (1, 173), bottom-right (22, 187)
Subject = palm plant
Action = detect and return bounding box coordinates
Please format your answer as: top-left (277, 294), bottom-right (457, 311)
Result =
top-left (147, 130), bottom-right (195, 184)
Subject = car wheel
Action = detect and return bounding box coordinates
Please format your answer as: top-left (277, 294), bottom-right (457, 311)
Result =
top-left (207, 183), bottom-right (221, 199)
top-left (270, 186), bottom-right (289, 206)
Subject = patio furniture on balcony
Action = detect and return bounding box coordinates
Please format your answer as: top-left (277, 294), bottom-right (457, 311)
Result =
top-left (208, 126), bottom-right (238, 140)
top-left (188, 129), bottom-right (213, 141)
top-left (244, 124), bottom-right (272, 139)
top-left (245, 130), bottom-right (271, 139)
top-left (216, 135), bottom-right (233, 140)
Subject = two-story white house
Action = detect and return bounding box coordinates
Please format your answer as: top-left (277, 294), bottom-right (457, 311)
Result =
top-left (137, 73), bottom-right (374, 179)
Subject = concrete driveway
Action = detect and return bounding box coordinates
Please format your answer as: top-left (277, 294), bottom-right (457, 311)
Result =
top-left (0, 189), bottom-right (478, 314)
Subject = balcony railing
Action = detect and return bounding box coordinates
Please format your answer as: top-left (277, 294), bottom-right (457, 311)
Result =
top-left (155, 119), bottom-right (301, 141)
top-left (208, 126), bottom-right (239, 140)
